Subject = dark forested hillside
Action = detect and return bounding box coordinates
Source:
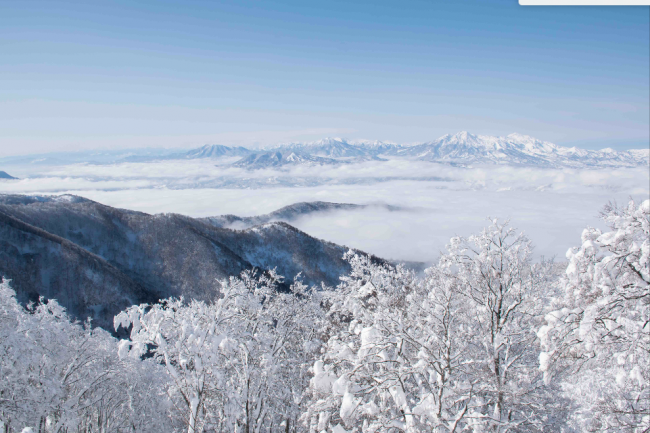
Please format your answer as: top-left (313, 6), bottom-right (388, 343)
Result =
top-left (200, 201), bottom-right (403, 229)
top-left (0, 194), bottom-right (376, 329)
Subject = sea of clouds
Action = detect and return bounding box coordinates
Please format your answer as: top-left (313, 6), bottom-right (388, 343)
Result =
top-left (1, 158), bottom-right (647, 264)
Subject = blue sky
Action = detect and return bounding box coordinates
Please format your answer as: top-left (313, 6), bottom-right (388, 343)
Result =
top-left (1, 0), bottom-right (648, 154)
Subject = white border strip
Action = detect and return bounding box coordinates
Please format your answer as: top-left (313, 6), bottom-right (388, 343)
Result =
top-left (520, 0), bottom-right (650, 5)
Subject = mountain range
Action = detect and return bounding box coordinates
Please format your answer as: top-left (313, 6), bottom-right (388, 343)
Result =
top-left (0, 195), bottom-right (385, 330)
top-left (183, 132), bottom-right (650, 169)
top-left (394, 132), bottom-right (649, 168)
top-left (1, 132), bottom-right (646, 170)
top-left (232, 150), bottom-right (340, 168)
top-left (266, 137), bottom-right (400, 158)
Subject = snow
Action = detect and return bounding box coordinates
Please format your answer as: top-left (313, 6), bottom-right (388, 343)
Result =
top-left (539, 351), bottom-right (550, 372)
top-left (312, 360), bottom-right (337, 393)
top-left (331, 424), bottom-right (351, 433)
top-left (339, 391), bottom-right (360, 422)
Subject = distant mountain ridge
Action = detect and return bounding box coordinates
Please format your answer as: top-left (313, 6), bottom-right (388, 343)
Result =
top-left (232, 150), bottom-right (341, 168)
top-left (2, 132), bottom-right (647, 169)
top-left (202, 201), bottom-right (403, 229)
top-left (0, 195), bottom-right (383, 330)
top-left (183, 132), bottom-right (647, 169)
top-left (265, 137), bottom-right (402, 158)
top-left (184, 144), bottom-right (253, 159)
top-left (0, 171), bottom-right (17, 179)
top-left (395, 132), bottom-right (649, 168)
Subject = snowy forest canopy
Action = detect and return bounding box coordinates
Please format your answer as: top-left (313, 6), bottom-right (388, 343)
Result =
top-left (1, 199), bottom-right (648, 433)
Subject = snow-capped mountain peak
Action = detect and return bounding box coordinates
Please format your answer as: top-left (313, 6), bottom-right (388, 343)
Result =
top-left (310, 137), bottom-right (346, 146)
top-left (397, 132), bottom-right (647, 168)
top-left (437, 131), bottom-right (480, 146)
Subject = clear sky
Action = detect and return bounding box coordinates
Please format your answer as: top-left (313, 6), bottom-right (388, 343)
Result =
top-left (1, 0), bottom-right (648, 155)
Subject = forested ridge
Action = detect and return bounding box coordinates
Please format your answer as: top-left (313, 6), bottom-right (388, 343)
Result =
top-left (0, 195), bottom-right (375, 329)
top-left (1, 199), bottom-right (647, 433)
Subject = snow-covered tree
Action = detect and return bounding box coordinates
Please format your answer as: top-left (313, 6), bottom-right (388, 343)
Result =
top-left (440, 219), bottom-right (562, 432)
top-left (115, 292), bottom-right (239, 433)
top-left (116, 270), bottom-right (324, 433)
top-left (308, 221), bottom-right (562, 433)
top-left (538, 199), bottom-right (650, 431)
top-left (0, 279), bottom-right (170, 433)
top-left (0, 279), bottom-right (37, 431)
top-left (306, 252), bottom-right (476, 432)
top-left (237, 273), bottom-right (325, 433)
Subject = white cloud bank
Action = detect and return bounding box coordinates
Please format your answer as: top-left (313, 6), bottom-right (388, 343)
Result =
top-left (0, 158), bottom-right (647, 263)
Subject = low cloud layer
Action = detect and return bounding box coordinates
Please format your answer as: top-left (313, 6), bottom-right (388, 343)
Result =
top-left (1, 158), bottom-right (647, 263)
top-left (2, 159), bottom-right (648, 194)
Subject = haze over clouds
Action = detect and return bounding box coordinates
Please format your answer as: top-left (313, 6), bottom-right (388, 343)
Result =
top-left (4, 158), bottom-right (648, 192)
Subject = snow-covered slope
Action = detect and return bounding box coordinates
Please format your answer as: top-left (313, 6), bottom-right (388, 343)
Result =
top-left (230, 138), bottom-right (399, 169)
top-left (628, 148), bottom-right (650, 163)
top-left (267, 137), bottom-right (401, 158)
top-left (233, 150), bottom-right (341, 168)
